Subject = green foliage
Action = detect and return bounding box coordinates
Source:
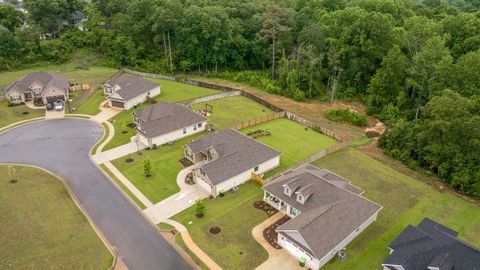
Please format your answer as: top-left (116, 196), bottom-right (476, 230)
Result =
top-left (325, 108), bottom-right (368, 126)
top-left (143, 158), bottom-right (152, 177)
top-left (195, 199), bottom-right (206, 215)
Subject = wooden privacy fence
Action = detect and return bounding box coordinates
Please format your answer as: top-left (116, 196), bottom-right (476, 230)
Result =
top-left (251, 172), bottom-right (265, 186)
top-left (285, 111), bottom-right (346, 142)
top-left (178, 90), bottom-right (241, 106)
top-left (232, 111), bottom-right (285, 130)
top-left (69, 83), bottom-right (98, 91)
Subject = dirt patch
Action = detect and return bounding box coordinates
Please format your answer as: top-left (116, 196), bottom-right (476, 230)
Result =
top-left (121, 130), bottom-right (128, 134)
top-left (253, 201), bottom-right (278, 217)
top-left (209, 227), bottom-right (221, 234)
top-left (179, 158), bottom-right (193, 168)
top-left (263, 215), bottom-right (291, 249)
top-left (195, 213), bottom-right (204, 219)
top-left (21, 111), bottom-right (29, 115)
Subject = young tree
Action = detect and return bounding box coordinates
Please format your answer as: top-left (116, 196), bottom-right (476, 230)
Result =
top-left (195, 199), bottom-right (206, 217)
top-left (143, 158), bottom-right (152, 177)
top-left (260, 4), bottom-right (290, 80)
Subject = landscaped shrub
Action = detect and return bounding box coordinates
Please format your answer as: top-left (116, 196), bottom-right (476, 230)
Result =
top-left (325, 108), bottom-right (368, 126)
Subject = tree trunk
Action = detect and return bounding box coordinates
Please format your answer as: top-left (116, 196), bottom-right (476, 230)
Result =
top-left (215, 60), bottom-right (218, 73)
top-left (167, 30), bottom-right (173, 74)
top-left (330, 69), bottom-right (342, 104)
top-left (272, 36), bottom-right (276, 80)
top-left (163, 32), bottom-right (168, 67)
top-left (309, 68), bottom-right (313, 99)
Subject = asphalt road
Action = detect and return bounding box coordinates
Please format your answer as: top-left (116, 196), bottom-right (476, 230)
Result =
top-left (0, 119), bottom-right (193, 270)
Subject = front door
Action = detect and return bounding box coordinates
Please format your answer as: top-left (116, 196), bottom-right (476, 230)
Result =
top-left (24, 92), bottom-right (32, 101)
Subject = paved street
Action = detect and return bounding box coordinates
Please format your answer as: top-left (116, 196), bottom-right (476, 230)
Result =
top-left (0, 119), bottom-right (193, 270)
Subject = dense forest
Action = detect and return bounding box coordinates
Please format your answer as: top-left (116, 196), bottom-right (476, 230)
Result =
top-left (1, 0), bottom-right (479, 198)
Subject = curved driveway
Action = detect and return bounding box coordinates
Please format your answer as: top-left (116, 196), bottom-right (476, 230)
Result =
top-left (0, 119), bottom-right (192, 270)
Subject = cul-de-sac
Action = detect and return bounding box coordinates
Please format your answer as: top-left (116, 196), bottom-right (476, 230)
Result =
top-left (1, 1), bottom-right (479, 270)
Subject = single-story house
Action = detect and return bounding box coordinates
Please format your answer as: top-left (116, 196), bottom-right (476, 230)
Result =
top-left (103, 75), bottom-right (160, 110)
top-left (133, 101), bottom-right (208, 147)
top-left (71, 10), bottom-right (87, 31)
top-left (184, 129), bottom-right (281, 196)
top-left (263, 164), bottom-right (382, 269)
top-left (382, 218), bottom-right (480, 270)
top-left (5, 72), bottom-right (69, 106)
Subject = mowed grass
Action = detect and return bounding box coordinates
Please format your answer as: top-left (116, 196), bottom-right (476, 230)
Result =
top-left (104, 78), bottom-right (220, 151)
top-left (191, 96), bottom-right (274, 130)
top-left (313, 148), bottom-right (480, 269)
top-left (0, 63), bottom-right (116, 87)
top-left (172, 181), bottom-right (269, 270)
top-left (0, 166), bottom-right (112, 269)
top-left (71, 89), bottom-right (106, 116)
top-left (241, 118), bottom-right (338, 176)
top-left (0, 100), bottom-right (45, 128)
top-left (111, 133), bottom-right (205, 204)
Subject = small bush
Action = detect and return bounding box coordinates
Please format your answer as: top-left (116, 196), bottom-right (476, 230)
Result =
top-left (325, 108), bottom-right (368, 126)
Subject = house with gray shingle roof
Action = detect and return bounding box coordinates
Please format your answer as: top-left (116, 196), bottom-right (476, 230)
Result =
top-left (132, 101), bottom-right (207, 147)
top-left (184, 129), bottom-right (281, 196)
top-left (4, 72), bottom-right (69, 106)
top-left (263, 164), bottom-right (382, 269)
top-left (103, 75), bottom-right (160, 110)
top-left (382, 218), bottom-right (480, 270)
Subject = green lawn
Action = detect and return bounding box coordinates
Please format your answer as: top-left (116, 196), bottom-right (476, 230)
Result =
top-left (241, 118), bottom-right (338, 176)
top-left (312, 148), bottom-right (480, 269)
top-left (104, 78), bottom-right (220, 151)
top-left (0, 100), bottom-right (45, 128)
top-left (172, 181), bottom-right (269, 270)
top-left (111, 133), bottom-right (205, 204)
top-left (191, 96), bottom-right (274, 130)
top-left (100, 164), bottom-right (146, 209)
top-left (0, 63), bottom-right (116, 87)
top-left (71, 89), bottom-right (106, 115)
top-left (0, 165), bottom-right (112, 269)
top-left (176, 235), bottom-right (210, 270)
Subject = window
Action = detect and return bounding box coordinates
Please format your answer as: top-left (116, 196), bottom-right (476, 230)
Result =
top-left (198, 123), bottom-right (202, 128)
top-left (284, 186), bottom-right (291, 196)
top-left (183, 128), bottom-right (187, 134)
top-left (290, 207), bottom-right (301, 217)
top-left (105, 87), bottom-right (112, 94)
top-left (10, 95), bottom-right (21, 102)
top-left (194, 125), bottom-right (197, 131)
top-left (296, 193), bottom-right (304, 204)
top-left (254, 165), bottom-right (259, 172)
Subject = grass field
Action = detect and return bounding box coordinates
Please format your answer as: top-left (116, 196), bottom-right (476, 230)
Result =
top-left (71, 89), bottom-right (106, 116)
top-left (100, 164), bottom-right (146, 209)
top-left (0, 100), bottom-right (45, 128)
top-left (241, 118), bottom-right (338, 176)
top-left (104, 79), bottom-right (220, 151)
top-left (176, 236), bottom-right (210, 270)
top-left (172, 181), bottom-right (269, 270)
top-left (191, 96), bottom-right (274, 130)
top-left (0, 165), bottom-right (112, 269)
top-left (312, 148), bottom-right (480, 269)
top-left (0, 63), bottom-right (116, 87)
top-left (111, 132), bottom-right (205, 204)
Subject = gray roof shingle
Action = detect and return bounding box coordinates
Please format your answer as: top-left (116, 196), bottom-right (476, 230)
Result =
top-left (5, 72), bottom-right (69, 95)
top-left (187, 129), bottom-right (281, 185)
top-left (133, 101), bottom-right (207, 138)
top-left (263, 164), bottom-right (382, 259)
top-left (106, 75), bottom-right (159, 101)
top-left (383, 218), bottom-right (480, 270)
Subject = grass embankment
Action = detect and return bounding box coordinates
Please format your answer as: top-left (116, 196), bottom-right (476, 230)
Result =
top-left (0, 100), bottom-right (44, 129)
top-left (172, 181), bottom-right (269, 270)
top-left (191, 96), bottom-right (274, 130)
top-left (314, 148), bottom-right (480, 269)
top-left (0, 165), bottom-right (112, 269)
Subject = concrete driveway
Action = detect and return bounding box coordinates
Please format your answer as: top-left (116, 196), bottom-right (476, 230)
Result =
top-left (0, 119), bottom-right (193, 270)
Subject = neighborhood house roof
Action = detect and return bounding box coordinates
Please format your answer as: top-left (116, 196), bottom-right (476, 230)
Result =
top-left (133, 101), bottom-right (207, 138)
top-left (105, 75), bottom-right (159, 101)
top-left (187, 129), bottom-right (281, 185)
top-left (383, 218), bottom-right (480, 270)
top-left (263, 164), bottom-right (382, 259)
top-left (5, 72), bottom-right (69, 95)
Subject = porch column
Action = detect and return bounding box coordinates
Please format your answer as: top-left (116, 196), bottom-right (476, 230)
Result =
top-left (263, 190), bottom-right (267, 201)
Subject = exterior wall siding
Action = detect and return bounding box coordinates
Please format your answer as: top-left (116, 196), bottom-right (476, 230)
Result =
top-left (147, 121), bottom-right (207, 147)
top-left (212, 155), bottom-right (280, 196)
top-left (278, 235), bottom-right (320, 270)
top-left (123, 86), bottom-right (161, 110)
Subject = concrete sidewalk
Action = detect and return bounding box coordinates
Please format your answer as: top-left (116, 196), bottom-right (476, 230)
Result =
top-left (253, 213), bottom-right (303, 270)
top-left (92, 140), bottom-right (145, 164)
top-left (91, 102), bottom-right (122, 123)
top-left (144, 164), bottom-right (209, 224)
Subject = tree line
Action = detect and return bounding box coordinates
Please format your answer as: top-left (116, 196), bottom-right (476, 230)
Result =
top-left (1, 0), bottom-right (479, 198)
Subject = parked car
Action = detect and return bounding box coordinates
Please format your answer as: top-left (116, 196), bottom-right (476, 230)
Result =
top-left (46, 103), bottom-right (53, 111)
top-left (54, 100), bottom-right (64, 111)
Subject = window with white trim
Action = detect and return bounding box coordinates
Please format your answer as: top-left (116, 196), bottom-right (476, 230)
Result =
top-left (183, 128), bottom-right (187, 134)
top-left (198, 123), bottom-right (202, 128)
top-left (284, 186), bottom-right (291, 196)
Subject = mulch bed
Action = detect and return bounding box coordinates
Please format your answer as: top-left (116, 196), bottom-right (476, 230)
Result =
top-left (209, 227), bottom-right (221, 234)
top-left (127, 123), bottom-right (136, 129)
top-left (125, 158), bottom-right (134, 163)
top-left (179, 158), bottom-right (193, 168)
top-left (263, 215), bottom-right (291, 249)
top-left (22, 111), bottom-right (29, 115)
top-left (195, 213), bottom-right (204, 219)
top-left (253, 201), bottom-right (278, 217)
top-left (121, 130), bottom-right (128, 134)
top-left (185, 172), bottom-right (195, 185)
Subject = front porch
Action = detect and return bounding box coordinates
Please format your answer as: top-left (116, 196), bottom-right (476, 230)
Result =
top-left (263, 190), bottom-right (289, 214)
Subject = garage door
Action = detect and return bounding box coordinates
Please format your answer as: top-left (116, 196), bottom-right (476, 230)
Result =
top-left (111, 100), bottom-right (124, 109)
